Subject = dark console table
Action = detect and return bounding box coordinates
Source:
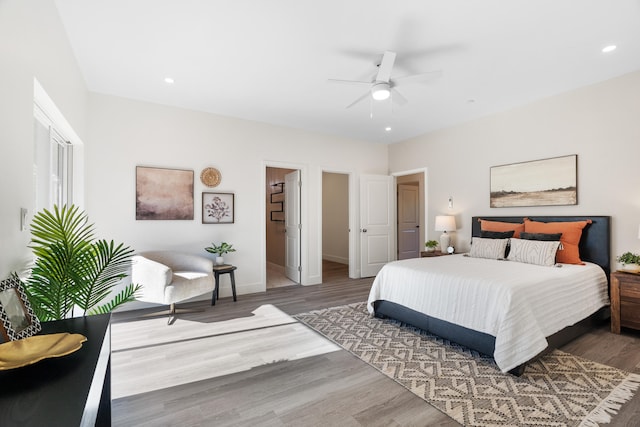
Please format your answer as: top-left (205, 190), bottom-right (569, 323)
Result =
top-left (0, 313), bottom-right (111, 427)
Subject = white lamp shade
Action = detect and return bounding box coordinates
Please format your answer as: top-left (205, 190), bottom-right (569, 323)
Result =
top-left (435, 215), bottom-right (456, 232)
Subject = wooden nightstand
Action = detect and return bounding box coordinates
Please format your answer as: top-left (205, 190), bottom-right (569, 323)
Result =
top-left (610, 271), bottom-right (640, 334)
top-left (420, 250), bottom-right (447, 257)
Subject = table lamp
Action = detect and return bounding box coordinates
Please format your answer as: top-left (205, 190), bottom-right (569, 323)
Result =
top-left (435, 215), bottom-right (456, 251)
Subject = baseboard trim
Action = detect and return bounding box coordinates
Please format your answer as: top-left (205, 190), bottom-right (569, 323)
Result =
top-left (322, 254), bottom-right (348, 265)
top-left (266, 261), bottom-right (285, 274)
top-left (115, 281), bottom-right (266, 312)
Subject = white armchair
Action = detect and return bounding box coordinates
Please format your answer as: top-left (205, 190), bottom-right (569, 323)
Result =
top-left (131, 251), bottom-right (215, 320)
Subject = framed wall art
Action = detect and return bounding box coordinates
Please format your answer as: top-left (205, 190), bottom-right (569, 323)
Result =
top-left (490, 154), bottom-right (577, 208)
top-left (202, 192), bottom-right (234, 224)
top-left (0, 275), bottom-right (41, 342)
top-left (136, 166), bottom-right (194, 220)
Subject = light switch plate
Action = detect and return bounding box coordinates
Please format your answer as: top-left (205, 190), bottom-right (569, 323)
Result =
top-left (20, 208), bottom-right (28, 231)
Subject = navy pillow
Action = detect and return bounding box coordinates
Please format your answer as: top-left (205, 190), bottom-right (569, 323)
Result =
top-left (480, 230), bottom-right (515, 239)
top-left (520, 232), bottom-right (562, 241)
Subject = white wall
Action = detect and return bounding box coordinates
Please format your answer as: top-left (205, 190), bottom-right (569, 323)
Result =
top-left (85, 93), bottom-right (388, 301)
top-left (0, 0), bottom-right (88, 278)
top-left (389, 70), bottom-right (640, 264)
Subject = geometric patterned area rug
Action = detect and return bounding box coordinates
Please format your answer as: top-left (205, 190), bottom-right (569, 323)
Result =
top-left (294, 302), bottom-right (640, 427)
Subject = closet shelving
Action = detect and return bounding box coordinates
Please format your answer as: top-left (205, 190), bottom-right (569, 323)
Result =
top-left (270, 182), bottom-right (285, 222)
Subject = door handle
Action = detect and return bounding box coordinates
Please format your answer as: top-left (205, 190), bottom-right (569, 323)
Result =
top-left (361, 229), bottom-right (367, 233)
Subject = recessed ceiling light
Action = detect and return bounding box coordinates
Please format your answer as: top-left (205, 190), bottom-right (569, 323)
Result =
top-left (602, 45), bottom-right (617, 53)
top-left (164, 77), bottom-right (175, 84)
top-left (385, 127), bottom-right (392, 132)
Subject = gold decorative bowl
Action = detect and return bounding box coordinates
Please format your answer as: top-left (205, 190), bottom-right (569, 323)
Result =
top-left (0, 332), bottom-right (87, 370)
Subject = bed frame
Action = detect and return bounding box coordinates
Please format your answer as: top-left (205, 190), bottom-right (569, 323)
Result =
top-left (373, 215), bottom-right (611, 375)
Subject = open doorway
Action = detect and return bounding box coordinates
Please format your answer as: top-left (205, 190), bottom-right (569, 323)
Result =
top-left (396, 172), bottom-right (425, 260)
top-left (266, 166), bottom-right (298, 289)
top-left (322, 172), bottom-right (349, 281)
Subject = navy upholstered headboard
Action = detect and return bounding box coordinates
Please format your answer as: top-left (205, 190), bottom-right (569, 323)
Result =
top-left (471, 216), bottom-right (611, 278)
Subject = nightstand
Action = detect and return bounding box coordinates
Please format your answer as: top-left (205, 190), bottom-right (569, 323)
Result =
top-left (420, 250), bottom-right (447, 257)
top-left (610, 271), bottom-right (640, 334)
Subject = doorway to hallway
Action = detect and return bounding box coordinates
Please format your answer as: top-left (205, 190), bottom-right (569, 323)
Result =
top-left (322, 172), bottom-right (349, 281)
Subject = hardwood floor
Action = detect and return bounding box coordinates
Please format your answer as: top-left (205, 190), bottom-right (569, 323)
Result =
top-left (112, 266), bottom-right (640, 426)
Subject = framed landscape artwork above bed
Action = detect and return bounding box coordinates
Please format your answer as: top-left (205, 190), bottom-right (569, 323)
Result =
top-left (490, 154), bottom-right (577, 208)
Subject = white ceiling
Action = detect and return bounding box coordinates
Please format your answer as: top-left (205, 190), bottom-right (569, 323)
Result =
top-left (53, 0), bottom-right (640, 144)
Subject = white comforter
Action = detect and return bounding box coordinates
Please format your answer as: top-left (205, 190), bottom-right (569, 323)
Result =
top-left (367, 254), bottom-right (609, 372)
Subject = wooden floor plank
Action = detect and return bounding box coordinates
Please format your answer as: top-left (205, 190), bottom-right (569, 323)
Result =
top-left (112, 261), bottom-right (640, 426)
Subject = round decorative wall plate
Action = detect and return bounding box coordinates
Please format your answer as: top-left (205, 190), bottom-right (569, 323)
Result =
top-left (200, 167), bottom-right (221, 187)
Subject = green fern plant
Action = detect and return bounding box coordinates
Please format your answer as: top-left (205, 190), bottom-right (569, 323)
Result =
top-left (25, 204), bottom-right (142, 321)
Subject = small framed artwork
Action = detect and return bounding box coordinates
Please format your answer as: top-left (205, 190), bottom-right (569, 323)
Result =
top-left (0, 275), bottom-right (41, 342)
top-left (203, 192), bottom-right (235, 224)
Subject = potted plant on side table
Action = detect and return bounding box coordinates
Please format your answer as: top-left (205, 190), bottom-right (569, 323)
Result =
top-left (617, 252), bottom-right (640, 273)
top-left (205, 242), bottom-right (236, 265)
top-left (425, 240), bottom-right (439, 252)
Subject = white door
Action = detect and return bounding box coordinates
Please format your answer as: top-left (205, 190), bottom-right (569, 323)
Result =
top-left (360, 174), bottom-right (394, 277)
top-left (397, 184), bottom-right (420, 260)
top-left (285, 170), bottom-right (301, 283)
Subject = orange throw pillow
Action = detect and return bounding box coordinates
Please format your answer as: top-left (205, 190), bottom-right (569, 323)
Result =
top-left (480, 219), bottom-right (525, 238)
top-left (523, 218), bottom-right (591, 264)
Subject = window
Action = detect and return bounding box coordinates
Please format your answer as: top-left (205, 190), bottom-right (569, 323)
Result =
top-left (33, 79), bottom-right (82, 212)
top-left (34, 106), bottom-right (73, 211)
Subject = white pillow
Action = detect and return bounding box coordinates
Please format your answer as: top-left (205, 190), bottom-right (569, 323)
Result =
top-left (507, 238), bottom-right (560, 266)
top-left (468, 237), bottom-right (509, 260)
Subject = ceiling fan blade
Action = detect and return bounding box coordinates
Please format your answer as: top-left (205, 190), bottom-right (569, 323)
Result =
top-left (345, 91), bottom-right (370, 109)
top-left (327, 78), bottom-right (371, 86)
top-left (391, 88), bottom-right (408, 106)
top-left (375, 51), bottom-right (396, 83)
top-left (393, 70), bottom-right (442, 86)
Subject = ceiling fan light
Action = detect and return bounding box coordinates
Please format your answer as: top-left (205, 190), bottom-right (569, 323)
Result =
top-left (371, 83), bottom-right (391, 101)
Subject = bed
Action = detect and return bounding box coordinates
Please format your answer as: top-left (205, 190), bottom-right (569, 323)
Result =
top-left (368, 215), bottom-right (611, 374)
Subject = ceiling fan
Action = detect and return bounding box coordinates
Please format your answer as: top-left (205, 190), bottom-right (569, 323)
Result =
top-left (328, 50), bottom-right (441, 109)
